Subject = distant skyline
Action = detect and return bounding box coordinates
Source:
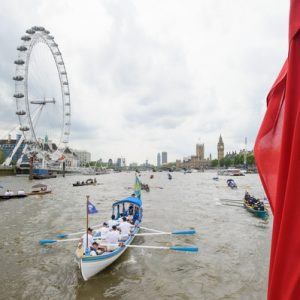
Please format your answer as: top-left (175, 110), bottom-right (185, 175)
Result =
top-left (0, 0), bottom-right (289, 164)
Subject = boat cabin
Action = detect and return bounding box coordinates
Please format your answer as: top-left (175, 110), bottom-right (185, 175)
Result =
top-left (112, 196), bottom-right (142, 223)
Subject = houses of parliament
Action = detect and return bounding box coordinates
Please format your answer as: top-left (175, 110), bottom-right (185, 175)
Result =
top-left (176, 135), bottom-right (225, 169)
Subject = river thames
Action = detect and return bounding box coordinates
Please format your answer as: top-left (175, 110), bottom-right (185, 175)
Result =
top-left (0, 171), bottom-right (271, 299)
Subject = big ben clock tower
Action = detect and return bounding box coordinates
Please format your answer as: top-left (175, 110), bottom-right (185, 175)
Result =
top-left (217, 135), bottom-right (224, 161)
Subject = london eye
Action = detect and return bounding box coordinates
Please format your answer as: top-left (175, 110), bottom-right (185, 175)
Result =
top-left (12, 26), bottom-right (71, 164)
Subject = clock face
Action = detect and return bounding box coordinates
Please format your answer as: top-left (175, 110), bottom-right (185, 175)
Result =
top-left (219, 145), bottom-right (224, 150)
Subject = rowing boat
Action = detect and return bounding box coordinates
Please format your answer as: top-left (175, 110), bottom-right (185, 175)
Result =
top-left (76, 196), bottom-right (142, 280)
top-left (243, 200), bottom-right (269, 220)
top-left (73, 178), bottom-right (97, 187)
top-left (0, 194), bottom-right (27, 200)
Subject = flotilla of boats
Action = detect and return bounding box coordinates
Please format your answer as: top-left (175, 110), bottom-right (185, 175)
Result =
top-left (0, 169), bottom-right (269, 281)
top-left (39, 175), bottom-right (198, 280)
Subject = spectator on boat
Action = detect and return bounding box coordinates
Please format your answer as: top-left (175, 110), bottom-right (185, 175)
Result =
top-left (80, 227), bottom-right (94, 253)
top-left (108, 215), bottom-right (118, 229)
top-left (132, 207), bottom-right (140, 224)
top-left (4, 190), bottom-right (10, 196)
top-left (118, 217), bottom-right (134, 240)
top-left (17, 190), bottom-right (25, 195)
top-left (105, 225), bottom-right (121, 251)
top-left (128, 205), bottom-right (134, 215)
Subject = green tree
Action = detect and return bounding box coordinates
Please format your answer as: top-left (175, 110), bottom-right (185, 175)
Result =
top-left (247, 154), bottom-right (255, 165)
top-left (211, 159), bottom-right (219, 167)
top-left (0, 149), bottom-right (4, 164)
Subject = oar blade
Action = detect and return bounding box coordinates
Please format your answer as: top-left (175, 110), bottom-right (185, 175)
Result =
top-left (172, 230), bottom-right (196, 235)
top-left (39, 239), bottom-right (57, 245)
top-left (56, 233), bottom-right (68, 239)
top-left (170, 246), bottom-right (198, 252)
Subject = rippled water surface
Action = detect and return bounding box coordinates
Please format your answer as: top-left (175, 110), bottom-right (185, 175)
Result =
top-left (0, 172), bottom-right (271, 300)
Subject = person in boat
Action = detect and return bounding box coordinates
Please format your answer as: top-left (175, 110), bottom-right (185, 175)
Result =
top-left (96, 222), bottom-right (109, 239)
top-left (257, 200), bottom-right (265, 211)
top-left (118, 217), bottom-right (134, 241)
top-left (17, 190), bottom-right (25, 195)
top-left (126, 205), bottom-right (134, 222)
top-left (81, 181), bottom-right (85, 185)
top-left (90, 241), bottom-right (107, 255)
top-left (118, 213), bottom-right (126, 223)
top-left (108, 215), bottom-right (118, 229)
top-left (4, 190), bottom-right (11, 196)
top-left (105, 225), bottom-right (121, 251)
top-left (132, 207), bottom-right (140, 224)
top-left (245, 191), bottom-right (250, 201)
top-left (128, 205), bottom-right (134, 215)
top-left (80, 227), bottom-right (94, 253)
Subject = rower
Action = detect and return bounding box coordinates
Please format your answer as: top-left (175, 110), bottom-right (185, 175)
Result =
top-left (118, 217), bottom-right (134, 241)
top-left (4, 190), bottom-right (10, 196)
top-left (97, 222), bottom-right (109, 239)
top-left (17, 190), bottom-right (25, 195)
top-left (105, 225), bottom-right (121, 251)
top-left (80, 227), bottom-right (94, 254)
top-left (108, 215), bottom-right (118, 229)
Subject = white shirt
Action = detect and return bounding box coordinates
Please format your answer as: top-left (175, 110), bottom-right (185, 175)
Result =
top-left (118, 222), bottom-right (132, 236)
top-left (105, 230), bottom-right (120, 244)
top-left (99, 226), bottom-right (109, 239)
top-left (108, 219), bottom-right (118, 229)
top-left (4, 191), bottom-right (10, 196)
top-left (81, 233), bottom-right (93, 251)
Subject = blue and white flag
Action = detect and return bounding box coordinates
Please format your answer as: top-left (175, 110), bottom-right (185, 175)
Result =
top-left (87, 200), bottom-right (98, 214)
top-left (134, 176), bottom-right (141, 199)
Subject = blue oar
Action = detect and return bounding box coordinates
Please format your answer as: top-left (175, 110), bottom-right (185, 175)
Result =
top-left (135, 229), bottom-right (196, 236)
top-left (125, 244), bottom-right (198, 252)
top-left (172, 230), bottom-right (196, 235)
top-left (56, 224), bottom-right (102, 238)
top-left (39, 237), bottom-right (80, 245)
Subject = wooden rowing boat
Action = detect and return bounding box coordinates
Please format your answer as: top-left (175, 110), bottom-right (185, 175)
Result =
top-left (243, 200), bottom-right (269, 220)
top-left (0, 194), bottom-right (27, 200)
top-left (27, 190), bottom-right (52, 196)
top-left (73, 178), bottom-right (97, 187)
top-left (76, 196), bottom-right (142, 280)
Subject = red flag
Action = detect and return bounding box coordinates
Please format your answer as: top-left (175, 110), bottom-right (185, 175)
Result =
top-left (254, 1), bottom-right (300, 298)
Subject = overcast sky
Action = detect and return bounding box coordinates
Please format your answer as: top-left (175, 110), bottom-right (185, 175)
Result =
top-left (0, 0), bottom-right (289, 164)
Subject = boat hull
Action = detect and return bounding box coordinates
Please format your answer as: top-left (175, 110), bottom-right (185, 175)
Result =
top-left (243, 202), bottom-right (269, 220)
top-left (78, 226), bottom-right (139, 281)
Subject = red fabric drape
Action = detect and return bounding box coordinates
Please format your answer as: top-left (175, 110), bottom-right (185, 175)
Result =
top-left (254, 1), bottom-right (300, 299)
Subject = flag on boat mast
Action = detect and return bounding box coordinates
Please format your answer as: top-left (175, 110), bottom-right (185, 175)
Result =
top-left (134, 175), bottom-right (141, 199)
top-left (254, 1), bottom-right (300, 298)
top-left (87, 200), bottom-right (98, 214)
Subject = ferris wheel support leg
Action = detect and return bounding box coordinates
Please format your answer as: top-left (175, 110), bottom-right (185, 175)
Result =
top-left (2, 135), bottom-right (25, 166)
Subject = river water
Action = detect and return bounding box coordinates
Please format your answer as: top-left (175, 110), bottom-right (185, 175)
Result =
top-left (0, 171), bottom-right (271, 300)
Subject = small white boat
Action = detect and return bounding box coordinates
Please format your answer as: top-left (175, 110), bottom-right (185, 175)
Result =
top-left (218, 168), bottom-right (245, 176)
top-left (76, 196), bottom-right (142, 280)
